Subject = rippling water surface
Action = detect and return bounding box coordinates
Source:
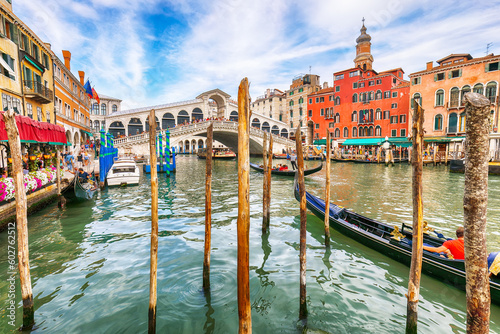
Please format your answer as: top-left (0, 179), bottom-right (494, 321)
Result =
top-left (1, 156), bottom-right (499, 333)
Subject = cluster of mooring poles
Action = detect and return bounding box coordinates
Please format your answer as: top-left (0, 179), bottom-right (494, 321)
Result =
top-left (405, 93), bottom-right (492, 333)
top-left (99, 128), bottom-right (118, 188)
top-left (154, 127), bottom-right (176, 176)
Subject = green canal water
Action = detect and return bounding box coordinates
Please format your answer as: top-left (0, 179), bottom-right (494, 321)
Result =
top-left (1, 156), bottom-right (500, 333)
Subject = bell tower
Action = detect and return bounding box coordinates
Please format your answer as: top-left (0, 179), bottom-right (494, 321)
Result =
top-left (354, 18), bottom-right (373, 71)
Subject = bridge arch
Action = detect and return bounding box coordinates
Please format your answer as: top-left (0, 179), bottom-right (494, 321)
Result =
top-left (184, 140), bottom-right (191, 153)
top-left (109, 121), bottom-right (125, 138)
top-left (251, 118), bottom-right (261, 129)
top-left (192, 108), bottom-right (203, 121)
top-left (178, 110), bottom-right (190, 125)
top-left (162, 112), bottom-right (175, 129)
top-left (198, 139), bottom-right (204, 150)
top-left (128, 118), bottom-right (143, 136)
top-left (191, 139), bottom-right (197, 153)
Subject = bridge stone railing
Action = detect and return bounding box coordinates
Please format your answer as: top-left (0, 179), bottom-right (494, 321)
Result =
top-left (114, 120), bottom-right (294, 147)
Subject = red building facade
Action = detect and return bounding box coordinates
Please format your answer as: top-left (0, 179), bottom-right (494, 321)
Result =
top-left (308, 23), bottom-right (410, 145)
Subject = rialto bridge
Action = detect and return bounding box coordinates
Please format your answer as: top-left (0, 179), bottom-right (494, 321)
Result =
top-left (105, 89), bottom-right (294, 155)
top-left (114, 120), bottom-right (295, 156)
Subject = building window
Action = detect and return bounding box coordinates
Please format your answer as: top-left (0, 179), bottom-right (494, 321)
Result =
top-left (308, 110), bottom-right (312, 117)
top-left (435, 89), bottom-right (444, 106)
top-left (1, 52), bottom-right (16, 80)
top-left (289, 100), bottom-right (294, 106)
top-left (335, 86), bottom-right (340, 92)
top-left (320, 108), bottom-right (324, 116)
top-left (400, 115), bottom-right (406, 123)
top-left (359, 127), bottom-right (364, 137)
top-left (319, 97), bottom-right (323, 103)
top-left (450, 87), bottom-right (460, 107)
top-left (359, 82), bottom-right (365, 88)
top-left (473, 83), bottom-right (484, 95)
top-left (93, 103), bottom-right (98, 114)
top-left (101, 103), bottom-right (106, 115)
top-left (459, 112), bottom-right (466, 132)
top-left (335, 113), bottom-right (340, 123)
top-left (349, 70), bottom-right (359, 77)
top-left (36, 107), bottom-right (42, 121)
top-left (391, 103), bottom-right (398, 109)
top-left (411, 77), bottom-right (421, 85)
top-left (376, 79), bottom-right (382, 85)
top-left (335, 74), bottom-right (344, 80)
top-left (309, 98), bottom-right (312, 104)
top-left (411, 93), bottom-right (421, 109)
top-left (435, 73), bottom-right (445, 81)
top-left (352, 93), bottom-right (358, 103)
top-left (375, 126), bottom-right (381, 136)
top-left (298, 88), bottom-right (303, 93)
top-left (315, 123), bottom-right (319, 129)
top-left (485, 82), bottom-right (498, 103)
top-left (299, 109), bottom-right (303, 116)
top-left (329, 122), bottom-right (334, 128)
top-left (290, 111), bottom-right (293, 118)
top-left (315, 98), bottom-right (319, 103)
top-left (334, 97), bottom-right (340, 105)
top-left (26, 103), bottom-right (33, 118)
top-left (434, 114), bottom-right (443, 131)
top-left (352, 127), bottom-right (357, 137)
top-left (384, 91), bottom-right (390, 99)
top-left (352, 111), bottom-right (357, 122)
top-left (392, 91), bottom-right (397, 98)
top-left (448, 113), bottom-right (458, 132)
top-left (334, 128), bottom-right (340, 138)
top-left (400, 129), bottom-right (406, 137)
top-left (289, 91), bottom-right (294, 96)
top-left (486, 62), bottom-right (499, 72)
top-left (112, 104), bottom-right (117, 112)
top-left (390, 116), bottom-right (398, 124)
top-left (384, 110), bottom-right (390, 119)
top-left (375, 90), bottom-right (382, 100)
top-left (343, 127), bottom-right (348, 137)
top-left (369, 80), bottom-right (374, 86)
top-left (353, 82), bottom-right (358, 89)
top-left (391, 129), bottom-right (397, 137)
top-left (450, 69), bottom-right (462, 78)
top-left (375, 109), bottom-right (382, 120)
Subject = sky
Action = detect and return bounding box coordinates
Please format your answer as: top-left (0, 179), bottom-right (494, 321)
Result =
top-left (13, 0), bottom-right (500, 111)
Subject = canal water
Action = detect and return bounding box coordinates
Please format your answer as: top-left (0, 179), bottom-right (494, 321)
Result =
top-left (1, 156), bottom-right (499, 333)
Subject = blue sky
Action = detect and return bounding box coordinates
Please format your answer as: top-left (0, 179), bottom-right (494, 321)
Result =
top-left (14, 0), bottom-right (500, 110)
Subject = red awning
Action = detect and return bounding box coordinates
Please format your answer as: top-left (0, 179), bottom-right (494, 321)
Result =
top-left (0, 112), bottom-right (67, 145)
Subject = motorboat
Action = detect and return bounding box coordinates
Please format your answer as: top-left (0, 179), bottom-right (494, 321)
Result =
top-left (106, 158), bottom-right (140, 186)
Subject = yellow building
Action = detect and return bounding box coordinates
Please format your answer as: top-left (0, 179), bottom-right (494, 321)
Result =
top-left (0, 0), bottom-right (54, 121)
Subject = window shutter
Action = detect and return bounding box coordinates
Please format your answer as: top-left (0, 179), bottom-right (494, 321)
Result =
top-left (485, 63), bottom-right (490, 72)
top-left (459, 69), bottom-right (462, 77)
top-left (434, 74), bottom-right (437, 82)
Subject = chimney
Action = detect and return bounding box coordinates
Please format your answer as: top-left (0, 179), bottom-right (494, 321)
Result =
top-left (62, 50), bottom-right (71, 71)
top-left (78, 71), bottom-right (85, 85)
top-left (426, 61), bottom-right (433, 71)
top-left (266, 88), bottom-right (270, 97)
top-left (323, 82), bottom-right (328, 89)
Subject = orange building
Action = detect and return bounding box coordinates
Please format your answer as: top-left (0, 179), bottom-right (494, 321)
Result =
top-left (51, 50), bottom-right (91, 150)
top-left (409, 53), bottom-right (500, 157)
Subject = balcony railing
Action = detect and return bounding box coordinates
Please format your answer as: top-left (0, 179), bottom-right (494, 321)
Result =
top-left (23, 81), bottom-right (53, 104)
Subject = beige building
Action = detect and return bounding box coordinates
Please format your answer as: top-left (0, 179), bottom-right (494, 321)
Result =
top-left (90, 94), bottom-right (122, 135)
top-left (285, 74), bottom-right (321, 140)
top-left (251, 89), bottom-right (285, 122)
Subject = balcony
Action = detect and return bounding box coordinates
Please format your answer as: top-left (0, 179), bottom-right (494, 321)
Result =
top-left (24, 81), bottom-right (53, 104)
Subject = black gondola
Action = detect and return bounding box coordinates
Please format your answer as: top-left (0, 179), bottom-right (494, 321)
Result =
top-left (293, 176), bottom-right (500, 305)
top-left (61, 172), bottom-right (97, 200)
top-left (250, 162), bottom-right (323, 176)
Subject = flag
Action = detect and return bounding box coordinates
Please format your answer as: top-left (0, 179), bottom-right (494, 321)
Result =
top-left (92, 88), bottom-right (100, 104)
top-left (84, 80), bottom-right (93, 98)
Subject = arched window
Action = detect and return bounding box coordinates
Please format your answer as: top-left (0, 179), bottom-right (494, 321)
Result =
top-left (343, 127), bottom-right (348, 138)
top-left (335, 96), bottom-right (340, 105)
top-left (101, 103), bottom-right (106, 115)
top-left (359, 127), bottom-right (364, 137)
top-left (375, 108), bottom-right (382, 120)
top-left (375, 90), bottom-right (382, 100)
top-left (352, 93), bottom-right (358, 103)
top-left (352, 111), bottom-right (357, 122)
top-left (485, 82), bottom-right (498, 103)
top-left (162, 112), bottom-right (175, 128)
top-left (473, 83), bottom-right (484, 95)
top-left (435, 89), bottom-right (444, 106)
top-left (93, 103), bottom-right (98, 115)
top-left (361, 93), bottom-right (367, 102)
top-left (251, 118), bottom-right (261, 129)
top-left (411, 93), bottom-right (421, 109)
top-left (94, 120), bottom-right (100, 131)
top-left (434, 114), bottom-right (443, 131)
top-left (192, 107), bottom-right (203, 121)
top-left (334, 128), bottom-right (340, 138)
top-left (112, 104), bottom-right (117, 112)
top-left (368, 126), bottom-right (374, 136)
top-left (262, 122), bottom-right (270, 132)
top-left (230, 111), bottom-right (238, 121)
top-left (271, 125), bottom-right (279, 135)
top-left (450, 87), bottom-right (460, 107)
top-left (459, 112), bottom-right (466, 132)
top-left (335, 113), bottom-right (340, 123)
top-left (352, 127), bottom-right (357, 137)
top-left (460, 85), bottom-right (471, 106)
top-left (177, 110), bottom-right (190, 124)
top-left (448, 112), bottom-right (458, 133)
top-left (368, 91), bottom-right (374, 101)
top-left (375, 126), bottom-right (382, 136)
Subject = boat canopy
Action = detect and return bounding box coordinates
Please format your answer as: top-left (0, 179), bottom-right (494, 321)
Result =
top-left (340, 137), bottom-right (412, 147)
top-left (424, 136), bottom-right (465, 143)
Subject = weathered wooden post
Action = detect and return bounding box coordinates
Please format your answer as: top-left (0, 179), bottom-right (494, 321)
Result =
top-left (3, 109), bottom-right (35, 329)
top-left (324, 130), bottom-right (331, 247)
top-left (445, 144), bottom-right (449, 165)
top-left (406, 100), bottom-right (424, 334)
top-left (237, 78), bottom-right (252, 333)
top-left (262, 132), bottom-right (273, 233)
top-left (56, 147), bottom-right (66, 208)
top-left (296, 126), bottom-right (308, 319)
top-left (203, 123), bottom-right (213, 291)
top-left (463, 92), bottom-right (491, 333)
top-left (148, 109), bottom-right (159, 334)
top-left (433, 144), bottom-right (437, 166)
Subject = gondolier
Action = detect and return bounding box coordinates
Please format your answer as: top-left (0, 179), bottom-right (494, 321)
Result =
top-left (423, 227), bottom-right (464, 260)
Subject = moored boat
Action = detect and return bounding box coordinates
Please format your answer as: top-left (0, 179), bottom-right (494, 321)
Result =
top-left (106, 159), bottom-right (140, 186)
top-left (293, 176), bottom-right (500, 304)
top-left (197, 147), bottom-right (236, 159)
top-left (250, 162), bottom-right (323, 176)
top-left (450, 159), bottom-right (500, 175)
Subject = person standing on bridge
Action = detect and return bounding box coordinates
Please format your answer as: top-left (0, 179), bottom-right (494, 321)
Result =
top-left (290, 152), bottom-right (298, 170)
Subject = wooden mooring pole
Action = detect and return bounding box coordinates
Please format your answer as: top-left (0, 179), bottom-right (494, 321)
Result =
top-left (324, 130), bottom-right (331, 247)
top-left (203, 123), bottom-right (213, 290)
top-left (406, 100), bottom-right (424, 334)
top-left (296, 126), bottom-right (308, 319)
top-left (237, 78), bottom-right (252, 333)
top-left (3, 109), bottom-right (35, 329)
top-left (148, 109), bottom-right (159, 334)
top-left (262, 132), bottom-right (272, 233)
top-left (463, 92), bottom-right (491, 333)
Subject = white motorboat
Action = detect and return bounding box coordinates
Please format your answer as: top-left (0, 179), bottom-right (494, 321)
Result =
top-left (106, 159), bottom-right (140, 186)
